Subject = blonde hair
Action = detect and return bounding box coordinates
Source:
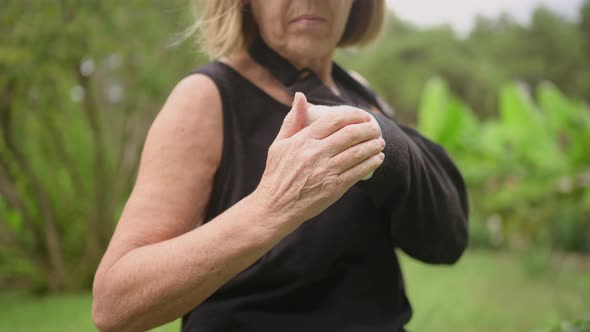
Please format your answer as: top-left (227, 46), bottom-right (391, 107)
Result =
top-left (188, 0), bottom-right (386, 59)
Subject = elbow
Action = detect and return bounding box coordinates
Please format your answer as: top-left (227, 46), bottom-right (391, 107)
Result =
top-left (401, 213), bottom-right (469, 265)
top-left (92, 306), bottom-right (114, 332)
top-left (92, 273), bottom-right (111, 331)
top-left (437, 214), bottom-right (469, 265)
top-left (441, 225), bottom-right (469, 264)
top-left (92, 297), bottom-right (135, 332)
top-left (92, 298), bottom-right (118, 332)
top-left (92, 279), bottom-right (132, 332)
top-left (92, 292), bottom-right (124, 332)
top-left (435, 189), bottom-right (470, 265)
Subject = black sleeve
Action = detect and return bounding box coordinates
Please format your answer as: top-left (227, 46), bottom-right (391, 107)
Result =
top-left (359, 113), bottom-right (469, 265)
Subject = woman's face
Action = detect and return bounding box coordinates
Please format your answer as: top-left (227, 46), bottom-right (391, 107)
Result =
top-left (249, 0), bottom-right (354, 60)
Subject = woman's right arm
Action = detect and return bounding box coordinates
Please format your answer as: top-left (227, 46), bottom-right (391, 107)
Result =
top-left (91, 74), bottom-right (384, 332)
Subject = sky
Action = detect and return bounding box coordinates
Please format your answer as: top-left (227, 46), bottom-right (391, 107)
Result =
top-left (386, 0), bottom-right (585, 35)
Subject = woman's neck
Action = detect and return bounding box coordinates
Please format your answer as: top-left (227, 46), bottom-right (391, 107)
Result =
top-left (244, 40), bottom-right (340, 96)
top-left (287, 53), bottom-right (333, 83)
top-left (281, 51), bottom-right (339, 95)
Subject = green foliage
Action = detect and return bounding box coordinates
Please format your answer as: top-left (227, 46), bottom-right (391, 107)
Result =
top-left (417, 78), bottom-right (590, 252)
top-left (539, 316), bottom-right (590, 332)
top-left (0, 1), bottom-right (206, 292)
top-left (2, 1), bottom-right (590, 294)
top-left (337, 4), bottom-right (590, 121)
top-left (417, 77), bottom-right (479, 152)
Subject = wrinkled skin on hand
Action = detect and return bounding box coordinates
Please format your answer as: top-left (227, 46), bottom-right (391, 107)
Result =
top-left (254, 93), bottom-right (385, 225)
top-left (305, 103), bottom-right (383, 180)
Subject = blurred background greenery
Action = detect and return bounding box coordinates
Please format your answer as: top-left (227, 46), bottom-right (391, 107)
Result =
top-left (0, 1), bottom-right (589, 331)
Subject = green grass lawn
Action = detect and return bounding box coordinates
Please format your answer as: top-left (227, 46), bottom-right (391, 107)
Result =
top-left (402, 250), bottom-right (590, 332)
top-left (0, 250), bottom-right (588, 332)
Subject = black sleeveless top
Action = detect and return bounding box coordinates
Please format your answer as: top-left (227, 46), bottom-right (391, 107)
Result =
top-left (181, 40), bottom-right (469, 332)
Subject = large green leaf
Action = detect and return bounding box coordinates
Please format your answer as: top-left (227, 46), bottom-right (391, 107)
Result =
top-left (417, 77), bottom-right (481, 152)
top-left (537, 82), bottom-right (590, 168)
top-left (499, 83), bottom-right (566, 173)
top-left (417, 77), bottom-right (450, 141)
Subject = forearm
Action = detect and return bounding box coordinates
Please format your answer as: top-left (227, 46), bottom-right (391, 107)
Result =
top-left (92, 193), bottom-right (296, 332)
top-left (361, 114), bottom-right (469, 264)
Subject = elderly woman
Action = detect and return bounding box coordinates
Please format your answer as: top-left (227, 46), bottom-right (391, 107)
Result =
top-left (92, 1), bottom-right (469, 331)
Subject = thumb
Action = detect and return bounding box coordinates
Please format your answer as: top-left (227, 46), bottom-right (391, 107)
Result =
top-left (276, 92), bottom-right (309, 140)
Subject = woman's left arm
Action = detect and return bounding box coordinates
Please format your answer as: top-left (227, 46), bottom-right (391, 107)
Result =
top-left (361, 113), bottom-right (469, 265)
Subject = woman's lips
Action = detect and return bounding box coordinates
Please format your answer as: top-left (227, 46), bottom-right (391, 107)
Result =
top-left (290, 15), bottom-right (325, 25)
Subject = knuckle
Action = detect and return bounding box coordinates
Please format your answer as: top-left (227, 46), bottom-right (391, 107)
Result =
top-left (344, 126), bottom-right (359, 142)
top-left (354, 108), bottom-right (368, 118)
top-left (344, 107), bottom-right (363, 120)
top-left (290, 133), bottom-right (306, 145)
top-left (335, 173), bottom-right (348, 187)
top-left (309, 148), bottom-right (322, 160)
top-left (326, 155), bottom-right (338, 169)
top-left (268, 142), bottom-right (282, 155)
top-left (300, 146), bottom-right (321, 162)
top-left (345, 107), bottom-right (368, 120)
top-left (351, 146), bottom-right (364, 163)
top-left (322, 174), bottom-right (339, 190)
top-left (329, 116), bottom-right (344, 130)
top-left (299, 148), bottom-right (313, 161)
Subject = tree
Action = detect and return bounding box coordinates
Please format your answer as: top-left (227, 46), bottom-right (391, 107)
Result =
top-left (0, 1), bottom-right (206, 292)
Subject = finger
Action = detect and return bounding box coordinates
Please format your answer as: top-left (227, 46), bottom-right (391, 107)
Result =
top-left (360, 169), bottom-right (375, 181)
top-left (337, 152), bottom-right (385, 186)
top-left (304, 102), bottom-right (322, 126)
top-left (329, 137), bottom-right (384, 174)
top-left (276, 92), bottom-right (309, 140)
top-left (301, 106), bottom-right (373, 140)
top-left (321, 121), bottom-right (383, 156)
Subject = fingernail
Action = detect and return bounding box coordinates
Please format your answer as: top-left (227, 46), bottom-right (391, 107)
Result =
top-left (379, 152), bottom-right (385, 160)
top-left (380, 138), bottom-right (386, 147)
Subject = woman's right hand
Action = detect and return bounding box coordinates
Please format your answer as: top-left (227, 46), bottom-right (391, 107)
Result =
top-left (253, 92), bottom-right (385, 227)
